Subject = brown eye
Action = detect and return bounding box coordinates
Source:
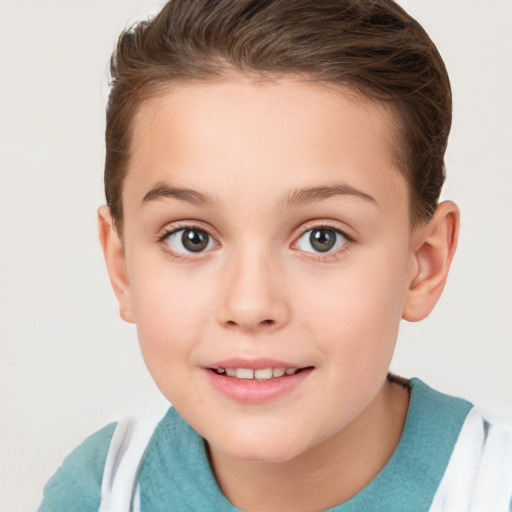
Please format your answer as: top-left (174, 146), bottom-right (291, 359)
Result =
top-left (296, 227), bottom-right (348, 254)
top-left (182, 229), bottom-right (209, 252)
top-left (163, 227), bottom-right (216, 254)
top-left (310, 228), bottom-right (336, 252)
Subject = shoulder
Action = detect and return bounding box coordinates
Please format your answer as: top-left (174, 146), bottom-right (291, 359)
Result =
top-left (377, 378), bottom-right (512, 510)
top-left (430, 408), bottom-right (512, 511)
top-left (403, 378), bottom-right (474, 480)
top-left (137, 407), bottom-right (232, 509)
top-left (38, 422), bottom-right (117, 512)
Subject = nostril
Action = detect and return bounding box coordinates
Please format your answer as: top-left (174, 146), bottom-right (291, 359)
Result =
top-left (223, 318), bottom-right (276, 331)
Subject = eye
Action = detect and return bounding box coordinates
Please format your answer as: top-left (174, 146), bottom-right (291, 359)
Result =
top-left (295, 227), bottom-right (348, 253)
top-left (163, 227), bottom-right (217, 254)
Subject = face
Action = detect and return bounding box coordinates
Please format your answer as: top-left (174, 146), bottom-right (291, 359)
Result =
top-left (117, 78), bottom-right (417, 463)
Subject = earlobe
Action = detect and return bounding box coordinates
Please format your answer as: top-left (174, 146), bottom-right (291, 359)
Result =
top-left (402, 201), bottom-right (459, 322)
top-left (97, 206), bottom-right (135, 324)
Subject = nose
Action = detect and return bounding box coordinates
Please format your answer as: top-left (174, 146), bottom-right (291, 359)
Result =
top-left (217, 249), bottom-right (290, 333)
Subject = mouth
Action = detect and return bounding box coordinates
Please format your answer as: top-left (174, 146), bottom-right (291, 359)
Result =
top-left (204, 360), bottom-right (315, 403)
top-left (209, 366), bottom-right (313, 381)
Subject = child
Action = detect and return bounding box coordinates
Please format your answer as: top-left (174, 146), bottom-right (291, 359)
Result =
top-left (39, 0), bottom-right (512, 510)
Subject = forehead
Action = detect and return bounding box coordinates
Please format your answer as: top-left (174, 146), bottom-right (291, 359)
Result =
top-left (124, 78), bottom-right (407, 220)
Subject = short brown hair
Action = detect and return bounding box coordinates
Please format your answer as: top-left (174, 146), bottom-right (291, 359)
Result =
top-left (105, 0), bottom-right (451, 230)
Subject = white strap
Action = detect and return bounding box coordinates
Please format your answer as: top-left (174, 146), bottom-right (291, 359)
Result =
top-left (429, 408), bottom-right (512, 512)
top-left (97, 406), bottom-right (168, 512)
top-left (470, 420), bottom-right (512, 511)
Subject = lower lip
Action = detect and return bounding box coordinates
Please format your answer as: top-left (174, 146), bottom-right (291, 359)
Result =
top-left (205, 368), bottom-right (313, 404)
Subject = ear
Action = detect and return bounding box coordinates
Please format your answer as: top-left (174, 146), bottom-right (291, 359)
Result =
top-left (402, 201), bottom-right (459, 322)
top-left (98, 206), bottom-right (135, 323)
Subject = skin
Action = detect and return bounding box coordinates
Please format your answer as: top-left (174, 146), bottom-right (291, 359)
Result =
top-left (99, 78), bottom-right (459, 511)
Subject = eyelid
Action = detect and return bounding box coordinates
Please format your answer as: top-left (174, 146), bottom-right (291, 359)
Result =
top-left (293, 220), bottom-right (355, 242)
top-left (157, 221), bottom-right (220, 260)
top-left (157, 220), bottom-right (218, 241)
top-left (291, 220), bottom-right (355, 259)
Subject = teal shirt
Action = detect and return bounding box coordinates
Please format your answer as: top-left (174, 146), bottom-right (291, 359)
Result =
top-left (39, 379), bottom-right (473, 511)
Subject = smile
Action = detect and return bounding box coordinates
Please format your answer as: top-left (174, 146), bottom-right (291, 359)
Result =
top-left (206, 364), bottom-right (314, 403)
top-left (213, 367), bottom-right (301, 380)
top-left (205, 358), bottom-right (314, 403)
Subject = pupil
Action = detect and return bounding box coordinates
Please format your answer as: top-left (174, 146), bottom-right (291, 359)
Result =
top-left (310, 228), bottom-right (336, 252)
top-left (182, 229), bottom-right (208, 252)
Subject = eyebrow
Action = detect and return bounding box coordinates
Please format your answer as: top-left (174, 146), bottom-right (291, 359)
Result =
top-left (142, 183), bottom-right (218, 208)
top-left (284, 184), bottom-right (377, 208)
top-left (141, 181), bottom-right (377, 209)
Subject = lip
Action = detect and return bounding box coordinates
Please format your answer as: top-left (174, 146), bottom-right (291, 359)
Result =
top-left (206, 357), bottom-right (302, 370)
top-left (203, 359), bottom-right (314, 404)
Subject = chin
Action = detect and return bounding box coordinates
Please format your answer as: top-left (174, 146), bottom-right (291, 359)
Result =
top-left (186, 407), bottom-right (321, 464)
top-left (211, 431), bottom-right (310, 464)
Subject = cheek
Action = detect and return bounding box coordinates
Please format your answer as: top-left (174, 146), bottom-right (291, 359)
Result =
top-left (128, 263), bottom-right (213, 367)
top-left (129, 271), bottom-right (212, 405)
top-left (300, 249), bottom-right (409, 360)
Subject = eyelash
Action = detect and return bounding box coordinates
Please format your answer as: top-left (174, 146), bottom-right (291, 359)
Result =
top-left (157, 221), bottom-right (354, 262)
top-left (157, 223), bottom-right (217, 263)
top-left (293, 222), bottom-right (354, 262)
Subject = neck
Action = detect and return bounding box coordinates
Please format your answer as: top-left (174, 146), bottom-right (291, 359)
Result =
top-left (208, 378), bottom-right (410, 512)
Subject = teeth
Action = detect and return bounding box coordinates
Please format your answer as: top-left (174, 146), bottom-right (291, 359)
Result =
top-left (272, 367), bottom-right (286, 377)
top-left (215, 366), bottom-right (300, 379)
top-left (254, 368), bottom-right (273, 380)
top-left (236, 368), bottom-right (254, 379)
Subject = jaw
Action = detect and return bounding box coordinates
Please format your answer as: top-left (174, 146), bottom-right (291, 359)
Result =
top-left (205, 377), bottom-right (410, 512)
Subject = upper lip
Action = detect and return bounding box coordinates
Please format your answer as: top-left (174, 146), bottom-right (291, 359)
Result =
top-left (205, 358), bottom-right (310, 370)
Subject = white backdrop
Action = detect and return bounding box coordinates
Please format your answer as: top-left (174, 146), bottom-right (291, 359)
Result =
top-left (1, 1), bottom-right (511, 510)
